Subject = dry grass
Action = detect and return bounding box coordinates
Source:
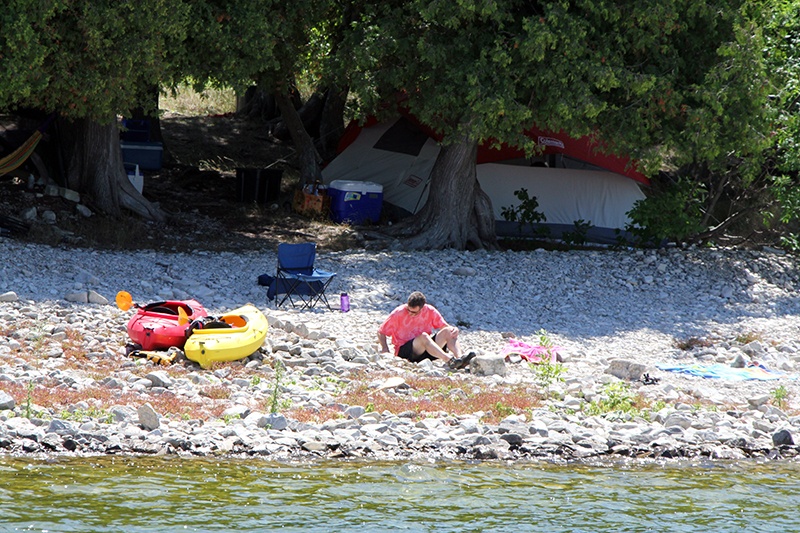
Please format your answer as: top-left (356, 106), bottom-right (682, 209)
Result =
top-left (160, 83), bottom-right (237, 116)
top-left (735, 331), bottom-right (764, 345)
top-left (674, 336), bottom-right (714, 351)
top-left (289, 370), bottom-right (543, 425)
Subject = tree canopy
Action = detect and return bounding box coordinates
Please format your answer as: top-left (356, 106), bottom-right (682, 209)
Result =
top-left (1, 0), bottom-right (798, 249)
top-left (338, 0), bottom-right (774, 248)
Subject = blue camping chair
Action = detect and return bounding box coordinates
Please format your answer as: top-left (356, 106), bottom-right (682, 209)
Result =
top-left (265, 243), bottom-right (336, 310)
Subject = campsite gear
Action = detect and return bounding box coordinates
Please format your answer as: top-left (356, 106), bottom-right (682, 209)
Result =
top-left (126, 346), bottom-right (182, 366)
top-left (183, 304), bottom-right (268, 369)
top-left (655, 362), bottom-right (794, 381)
top-left (498, 338), bottom-right (560, 363)
top-left (118, 291), bottom-right (208, 351)
top-left (0, 114), bottom-right (55, 178)
top-left (292, 181), bottom-right (331, 216)
top-left (327, 180), bottom-right (383, 224)
top-left (340, 293), bottom-right (350, 313)
top-left (321, 115), bottom-right (648, 243)
top-left (266, 242), bottom-right (336, 310)
top-left (236, 167), bottom-right (282, 204)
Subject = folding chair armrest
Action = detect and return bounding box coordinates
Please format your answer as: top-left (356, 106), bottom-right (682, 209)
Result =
top-left (295, 270), bottom-right (335, 283)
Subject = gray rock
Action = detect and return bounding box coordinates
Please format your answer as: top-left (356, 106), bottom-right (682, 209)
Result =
top-left (471, 354), bottom-right (506, 376)
top-left (87, 290), bottom-right (108, 305)
top-left (137, 403), bottom-right (160, 431)
top-left (145, 371), bottom-right (173, 389)
top-left (0, 390), bottom-right (15, 410)
top-left (65, 292), bottom-right (89, 304)
top-left (0, 291), bottom-right (18, 303)
top-left (772, 429), bottom-right (794, 446)
top-left (730, 353), bottom-right (748, 368)
top-left (344, 405), bottom-right (366, 419)
top-left (747, 394), bottom-right (771, 408)
top-left (606, 360), bottom-right (647, 381)
top-left (46, 419), bottom-right (76, 436)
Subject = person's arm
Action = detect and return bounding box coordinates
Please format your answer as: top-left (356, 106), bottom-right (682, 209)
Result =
top-left (377, 332), bottom-right (390, 353)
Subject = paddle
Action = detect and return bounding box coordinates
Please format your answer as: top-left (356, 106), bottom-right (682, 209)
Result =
top-left (115, 290), bottom-right (136, 311)
top-left (116, 290), bottom-right (190, 324)
top-left (178, 306), bottom-right (189, 325)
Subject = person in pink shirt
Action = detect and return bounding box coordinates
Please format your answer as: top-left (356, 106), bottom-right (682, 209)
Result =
top-left (378, 291), bottom-right (476, 370)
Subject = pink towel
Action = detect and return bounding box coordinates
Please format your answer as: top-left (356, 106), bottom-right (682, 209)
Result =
top-left (499, 338), bottom-right (560, 363)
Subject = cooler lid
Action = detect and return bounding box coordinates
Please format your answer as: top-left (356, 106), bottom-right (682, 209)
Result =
top-left (329, 179), bottom-right (383, 194)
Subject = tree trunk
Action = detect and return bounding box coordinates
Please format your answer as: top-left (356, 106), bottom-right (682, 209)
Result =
top-left (317, 84), bottom-right (348, 162)
top-left (59, 117), bottom-right (165, 222)
top-left (274, 88), bottom-right (322, 187)
top-left (389, 135), bottom-right (498, 250)
top-left (236, 86), bottom-right (279, 121)
top-left (271, 90), bottom-right (325, 141)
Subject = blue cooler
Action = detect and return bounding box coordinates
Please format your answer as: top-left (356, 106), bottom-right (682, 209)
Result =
top-left (328, 180), bottom-right (383, 224)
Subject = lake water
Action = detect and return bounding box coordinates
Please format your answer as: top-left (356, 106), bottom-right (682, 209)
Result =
top-left (1, 456), bottom-right (798, 532)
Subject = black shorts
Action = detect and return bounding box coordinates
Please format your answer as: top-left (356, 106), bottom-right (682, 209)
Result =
top-left (397, 332), bottom-right (446, 363)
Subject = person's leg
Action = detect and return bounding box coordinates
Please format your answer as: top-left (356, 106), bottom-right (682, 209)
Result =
top-left (433, 326), bottom-right (462, 359)
top-left (411, 332), bottom-right (452, 363)
top-left (398, 337), bottom-right (438, 363)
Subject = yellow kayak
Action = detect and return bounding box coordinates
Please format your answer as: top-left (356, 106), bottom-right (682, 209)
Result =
top-left (184, 304), bottom-right (268, 369)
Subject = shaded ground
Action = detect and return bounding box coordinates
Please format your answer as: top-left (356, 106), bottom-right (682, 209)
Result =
top-left (0, 113), bottom-right (362, 253)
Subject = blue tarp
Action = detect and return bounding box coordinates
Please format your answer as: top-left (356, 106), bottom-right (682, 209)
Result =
top-left (656, 362), bottom-right (795, 381)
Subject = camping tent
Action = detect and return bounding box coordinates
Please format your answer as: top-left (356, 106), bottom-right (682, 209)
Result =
top-left (321, 116), bottom-right (649, 243)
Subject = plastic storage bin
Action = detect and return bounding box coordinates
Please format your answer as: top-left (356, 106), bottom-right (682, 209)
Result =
top-left (120, 119), bottom-right (150, 142)
top-left (328, 180), bottom-right (383, 224)
top-left (236, 168), bottom-right (283, 203)
top-left (121, 141), bottom-right (163, 171)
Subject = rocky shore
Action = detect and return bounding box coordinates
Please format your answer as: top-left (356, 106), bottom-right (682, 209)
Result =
top-left (2, 237), bottom-right (800, 462)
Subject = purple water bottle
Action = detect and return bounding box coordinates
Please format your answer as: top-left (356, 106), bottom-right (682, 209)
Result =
top-left (340, 293), bottom-right (350, 312)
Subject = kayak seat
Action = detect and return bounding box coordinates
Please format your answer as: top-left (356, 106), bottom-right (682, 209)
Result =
top-left (149, 306), bottom-right (178, 315)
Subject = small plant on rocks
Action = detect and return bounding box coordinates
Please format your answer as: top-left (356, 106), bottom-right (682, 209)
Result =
top-left (772, 385), bottom-right (790, 410)
top-left (584, 381), bottom-right (638, 416)
top-left (531, 361), bottom-right (566, 396)
top-left (269, 359), bottom-right (286, 414)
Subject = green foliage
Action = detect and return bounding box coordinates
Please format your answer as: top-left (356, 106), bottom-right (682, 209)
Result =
top-left (532, 362), bottom-right (566, 393)
top-left (493, 401), bottom-right (515, 419)
top-left (584, 382), bottom-right (637, 416)
top-left (561, 220), bottom-right (594, 246)
top-left (772, 385), bottom-right (789, 410)
top-left (1, 0), bottom-right (189, 120)
top-left (24, 382), bottom-right (34, 419)
top-left (501, 188), bottom-right (547, 236)
top-left (59, 407), bottom-right (113, 424)
top-left (269, 359), bottom-right (285, 415)
top-left (626, 177), bottom-right (706, 245)
top-left (222, 413), bottom-right (241, 425)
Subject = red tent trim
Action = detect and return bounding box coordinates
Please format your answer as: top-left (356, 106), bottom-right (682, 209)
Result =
top-left (334, 114), bottom-right (651, 186)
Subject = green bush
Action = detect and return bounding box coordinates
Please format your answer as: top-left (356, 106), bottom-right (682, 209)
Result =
top-left (625, 177), bottom-right (706, 245)
top-left (501, 188), bottom-right (548, 236)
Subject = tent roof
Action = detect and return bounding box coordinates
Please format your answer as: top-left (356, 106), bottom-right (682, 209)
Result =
top-left (335, 114), bottom-right (650, 186)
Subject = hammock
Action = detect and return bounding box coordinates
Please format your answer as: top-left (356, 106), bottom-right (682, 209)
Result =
top-left (0, 114), bottom-right (55, 177)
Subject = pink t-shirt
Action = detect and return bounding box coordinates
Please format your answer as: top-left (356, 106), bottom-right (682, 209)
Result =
top-left (378, 303), bottom-right (447, 356)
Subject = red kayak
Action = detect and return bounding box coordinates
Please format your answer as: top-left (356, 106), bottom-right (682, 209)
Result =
top-left (125, 299), bottom-right (209, 351)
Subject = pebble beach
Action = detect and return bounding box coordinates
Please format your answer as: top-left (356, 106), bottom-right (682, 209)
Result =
top-left (2, 236), bottom-right (800, 462)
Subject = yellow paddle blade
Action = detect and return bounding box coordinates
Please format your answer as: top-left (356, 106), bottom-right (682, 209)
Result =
top-left (115, 291), bottom-right (133, 311)
top-left (178, 306), bottom-right (189, 325)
